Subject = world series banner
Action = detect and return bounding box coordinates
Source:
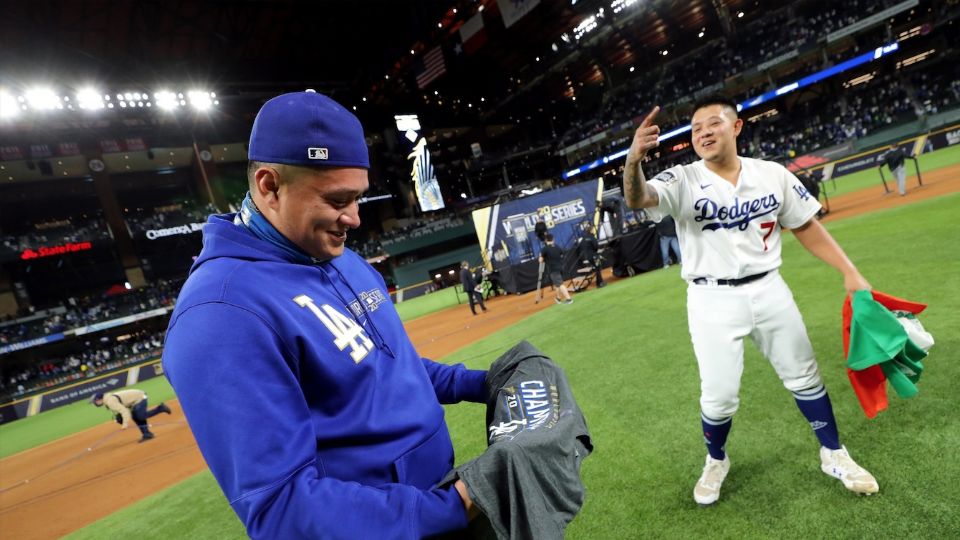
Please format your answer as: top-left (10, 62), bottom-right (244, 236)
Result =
top-left (472, 179), bottom-right (603, 268)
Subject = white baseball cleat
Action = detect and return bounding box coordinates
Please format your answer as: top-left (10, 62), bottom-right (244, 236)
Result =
top-left (820, 445), bottom-right (879, 495)
top-left (693, 454), bottom-right (730, 506)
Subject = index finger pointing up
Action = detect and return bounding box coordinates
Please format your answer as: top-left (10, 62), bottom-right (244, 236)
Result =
top-left (640, 106), bottom-right (660, 128)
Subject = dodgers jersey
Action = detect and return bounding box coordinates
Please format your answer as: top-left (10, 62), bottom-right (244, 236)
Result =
top-left (646, 157), bottom-right (821, 281)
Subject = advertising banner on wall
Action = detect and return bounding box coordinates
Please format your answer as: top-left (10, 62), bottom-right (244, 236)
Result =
top-left (925, 125), bottom-right (960, 151)
top-left (143, 222), bottom-right (204, 240)
top-left (471, 179), bottom-right (603, 268)
top-left (787, 124), bottom-right (960, 182)
top-left (0, 332), bottom-right (66, 355)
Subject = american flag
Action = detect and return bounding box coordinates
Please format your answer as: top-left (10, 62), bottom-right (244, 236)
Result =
top-left (416, 46), bottom-right (446, 90)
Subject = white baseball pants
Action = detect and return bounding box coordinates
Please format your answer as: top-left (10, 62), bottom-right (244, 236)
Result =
top-left (686, 271), bottom-right (822, 419)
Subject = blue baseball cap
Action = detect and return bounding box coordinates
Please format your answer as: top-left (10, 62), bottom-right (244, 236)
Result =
top-left (248, 91), bottom-right (369, 169)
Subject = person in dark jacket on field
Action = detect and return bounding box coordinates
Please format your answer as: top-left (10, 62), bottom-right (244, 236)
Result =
top-left (577, 223), bottom-right (605, 288)
top-left (539, 234), bottom-right (573, 304)
top-left (883, 145), bottom-right (908, 196)
top-left (460, 261), bottom-right (488, 315)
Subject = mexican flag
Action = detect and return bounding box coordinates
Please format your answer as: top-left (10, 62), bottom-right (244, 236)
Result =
top-left (842, 290), bottom-right (935, 418)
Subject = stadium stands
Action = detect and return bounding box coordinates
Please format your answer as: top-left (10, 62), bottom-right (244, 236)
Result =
top-left (1, 215), bottom-right (112, 255)
top-left (0, 278), bottom-right (182, 346)
top-left (1, 330), bottom-right (165, 402)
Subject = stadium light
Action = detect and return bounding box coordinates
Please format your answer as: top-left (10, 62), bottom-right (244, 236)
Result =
top-left (188, 90), bottom-right (212, 110)
top-left (0, 90), bottom-right (19, 119)
top-left (2, 85), bottom-right (215, 117)
top-left (573, 15), bottom-right (598, 40)
top-left (76, 88), bottom-right (105, 110)
top-left (25, 88), bottom-right (60, 110)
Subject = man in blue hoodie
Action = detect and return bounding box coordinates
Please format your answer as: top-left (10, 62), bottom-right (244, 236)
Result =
top-left (162, 91), bottom-right (485, 539)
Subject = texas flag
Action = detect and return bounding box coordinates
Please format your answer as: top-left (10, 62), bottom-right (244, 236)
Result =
top-left (458, 12), bottom-right (487, 55)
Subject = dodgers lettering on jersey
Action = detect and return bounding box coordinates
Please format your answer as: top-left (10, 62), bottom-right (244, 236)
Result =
top-left (647, 157), bottom-right (821, 281)
top-left (693, 194), bottom-right (780, 230)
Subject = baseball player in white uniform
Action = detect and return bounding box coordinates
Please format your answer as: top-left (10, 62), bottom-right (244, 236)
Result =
top-left (623, 96), bottom-right (879, 506)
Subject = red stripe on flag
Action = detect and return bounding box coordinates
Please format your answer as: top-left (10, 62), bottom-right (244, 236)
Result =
top-left (416, 46), bottom-right (446, 89)
top-left (460, 12), bottom-right (487, 54)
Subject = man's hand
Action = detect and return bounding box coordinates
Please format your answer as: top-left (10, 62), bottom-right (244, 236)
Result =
top-left (454, 479), bottom-right (480, 521)
top-left (626, 106), bottom-right (661, 165)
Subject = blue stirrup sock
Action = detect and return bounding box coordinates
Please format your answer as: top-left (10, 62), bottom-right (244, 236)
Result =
top-left (701, 412), bottom-right (732, 460)
top-left (793, 384), bottom-right (841, 450)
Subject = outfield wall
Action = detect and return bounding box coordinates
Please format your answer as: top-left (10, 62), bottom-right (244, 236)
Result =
top-left (790, 123), bottom-right (960, 181)
top-left (0, 357), bottom-right (164, 424)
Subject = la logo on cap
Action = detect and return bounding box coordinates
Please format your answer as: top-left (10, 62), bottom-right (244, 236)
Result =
top-left (308, 147), bottom-right (329, 160)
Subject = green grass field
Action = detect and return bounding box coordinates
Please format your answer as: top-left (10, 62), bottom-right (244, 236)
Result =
top-left (821, 143), bottom-right (960, 198)
top-left (54, 192), bottom-right (960, 539)
top-left (395, 284), bottom-right (465, 321)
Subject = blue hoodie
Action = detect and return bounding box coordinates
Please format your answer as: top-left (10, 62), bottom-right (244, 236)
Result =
top-left (162, 214), bottom-right (487, 539)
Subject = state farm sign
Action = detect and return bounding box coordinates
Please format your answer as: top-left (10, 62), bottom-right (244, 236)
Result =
top-left (20, 241), bottom-right (93, 260)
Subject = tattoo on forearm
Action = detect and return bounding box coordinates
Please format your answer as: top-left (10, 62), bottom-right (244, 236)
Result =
top-left (624, 161), bottom-right (647, 208)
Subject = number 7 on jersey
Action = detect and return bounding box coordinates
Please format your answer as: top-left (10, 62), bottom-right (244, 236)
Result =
top-left (760, 221), bottom-right (776, 252)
